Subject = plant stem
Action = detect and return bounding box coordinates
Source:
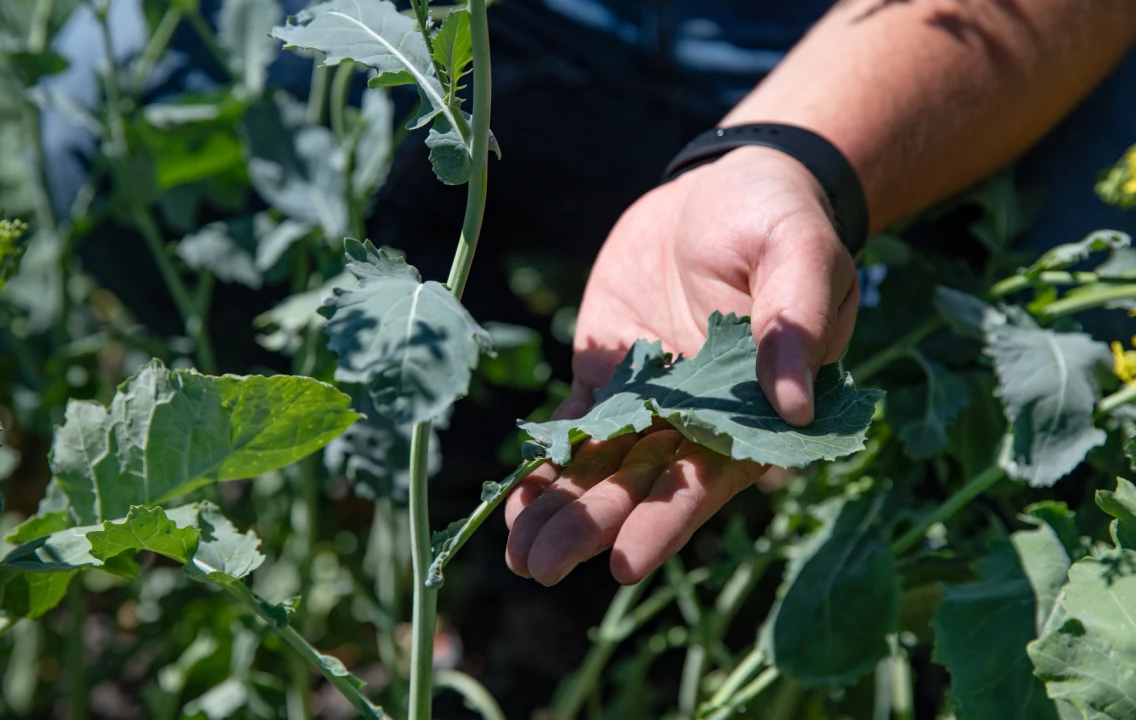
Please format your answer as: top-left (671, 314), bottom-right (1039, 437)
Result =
top-left (705, 667), bottom-right (780, 720)
top-left (1099, 382), bottom-right (1136, 417)
top-left (551, 578), bottom-right (653, 720)
top-left (849, 319), bottom-right (942, 383)
top-left (184, 8), bottom-right (232, 78)
top-left (614, 568), bottom-right (712, 639)
top-left (132, 208), bottom-right (217, 373)
top-left (435, 670), bottom-right (507, 720)
top-left (330, 61), bottom-right (355, 142)
top-left (701, 645), bottom-right (764, 715)
top-left (990, 270), bottom-right (1106, 297)
top-left (369, 497), bottom-right (404, 692)
top-left (665, 558), bottom-right (705, 716)
top-left (890, 463), bottom-right (1004, 555)
top-left (67, 581), bottom-right (88, 720)
top-left (308, 54), bottom-right (330, 126)
top-left (27, 0), bottom-right (54, 53)
top-left (223, 583), bottom-right (383, 720)
top-left (287, 455), bottom-right (320, 720)
top-left (1044, 284), bottom-right (1136, 318)
top-left (408, 422), bottom-right (438, 720)
top-left (132, 6), bottom-right (183, 93)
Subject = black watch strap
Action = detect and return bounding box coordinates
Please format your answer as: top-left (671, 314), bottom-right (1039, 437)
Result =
top-left (662, 124), bottom-right (869, 255)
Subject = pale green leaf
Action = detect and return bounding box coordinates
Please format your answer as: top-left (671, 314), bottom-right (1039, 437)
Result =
top-left (933, 286), bottom-right (1002, 341)
top-left (1028, 548), bottom-right (1136, 719)
top-left (763, 490), bottom-right (899, 687)
top-left (51, 359), bottom-right (358, 524)
top-left (889, 358), bottom-right (970, 460)
top-left (522, 312), bottom-right (882, 468)
top-left (1096, 478), bottom-right (1136, 551)
top-left (425, 114), bottom-right (471, 185)
top-left (1026, 231), bottom-right (1132, 277)
top-left (254, 215), bottom-right (312, 273)
top-left (178, 220), bottom-right (263, 288)
top-left (321, 239), bottom-right (493, 424)
top-left (187, 503), bottom-right (265, 579)
top-left (183, 677), bottom-right (249, 720)
top-left (932, 526), bottom-right (1069, 720)
top-left (987, 323), bottom-right (1111, 487)
top-left (242, 92), bottom-right (349, 239)
top-left (217, 0), bottom-right (282, 93)
top-left (352, 88), bottom-right (394, 200)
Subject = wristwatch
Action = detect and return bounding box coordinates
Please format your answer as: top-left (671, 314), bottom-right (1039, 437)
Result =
top-left (662, 123), bottom-right (869, 256)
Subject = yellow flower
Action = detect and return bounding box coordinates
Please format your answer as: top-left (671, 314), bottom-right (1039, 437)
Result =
top-left (1125, 146), bottom-right (1136, 175)
top-left (1112, 336), bottom-right (1136, 384)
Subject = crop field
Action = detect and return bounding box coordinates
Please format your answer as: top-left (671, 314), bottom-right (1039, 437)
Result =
top-left (1, 1), bottom-right (1136, 719)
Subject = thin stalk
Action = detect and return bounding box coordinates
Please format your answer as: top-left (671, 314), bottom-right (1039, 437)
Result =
top-left (0, 615), bottom-right (13, 640)
top-left (185, 8), bottom-right (232, 78)
top-left (1099, 382), bottom-right (1136, 417)
top-left (132, 208), bottom-right (217, 373)
top-left (990, 270), bottom-right (1106, 297)
top-left (551, 578), bottom-right (653, 720)
top-left (891, 463), bottom-right (1004, 555)
top-left (287, 455), bottom-right (320, 720)
top-left (614, 568), bottom-right (712, 639)
top-left (849, 319), bottom-right (942, 383)
top-left (132, 7), bottom-right (183, 93)
top-left (665, 558), bottom-right (705, 716)
top-left (224, 583), bottom-right (382, 720)
top-left (705, 667), bottom-right (779, 720)
top-left (701, 646), bottom-right (764, 715)
top-left (889, 643), bottom-right (914, 720)
top-left (308, 55), bottom-right (330, 126)
top-left (445, 0), bottom-right (492, 298)
top-left (67, 581), bottom-right (88, 720)
top-left (28, 0), bottom-right (54, 53)
top-left (330, 61), bottom-right (355, 142)
top-left (1044, 284), bottom-right (1136, 318)
top-left (408, 422), bottom-right (439, 720)
top-left (435, 670), bottom-right (507, 720)
top-left (370, 498), bottom-right (404, 690)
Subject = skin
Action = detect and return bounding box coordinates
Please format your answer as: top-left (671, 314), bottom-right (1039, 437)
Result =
top-left (505, 0), bottom-right (1136, 587)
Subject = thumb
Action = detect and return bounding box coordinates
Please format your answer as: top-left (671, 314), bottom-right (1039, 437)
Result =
top-left (750, 221), bottom-right (859, 427)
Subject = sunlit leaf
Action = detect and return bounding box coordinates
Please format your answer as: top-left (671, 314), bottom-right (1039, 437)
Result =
top-left (217, 0), bottom-right (282, 93)
top-left (177, 219), bottom-right (263, 288)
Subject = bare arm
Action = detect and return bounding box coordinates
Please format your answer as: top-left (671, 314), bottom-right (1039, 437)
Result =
top-left (724, 0), bottom-right (1136, 231)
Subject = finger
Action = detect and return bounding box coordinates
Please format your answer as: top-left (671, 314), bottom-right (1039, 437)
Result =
top-left (506, 434), bottom-right (640, 578)
top-left (750, 214), bottom-right (857, 427)
top-left (504, 462), bottom-right (560, 530)
top-left (526, 430), bottom-right (684, 586)
top-left (610, 442), bottom-right (765, 585)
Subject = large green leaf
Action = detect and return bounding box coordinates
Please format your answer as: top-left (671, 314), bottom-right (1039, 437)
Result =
top-left (763, 490), bottom-right (900, 687)
top-left (1096, 477), bottom-right (1136, 551)
top-left (242, 92), bottom-right (349, 240)
top-left (217, 0), bottom-right (283, 93)
top-left (888, 358), bottom-right (970, 460)
top-left (521, 312), bottom-right (882, 468)
top-left (987, 321), bottom-right (1111, 487)
top-left (49, 360), bottom-right (358, 525)
top-left (271, 0), bottom-right (476, 185)
top-left (1028, 547), bottom-right (1136, 718)
top-left (931, 526), bottom-right (1069, 720)
top-left (321, 239), bottom-right (493, 424)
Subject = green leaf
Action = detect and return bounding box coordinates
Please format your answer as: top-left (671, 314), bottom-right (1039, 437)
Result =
top-left (933, 286), bottom-right (1002, 341)
top-left (323, 386), bottom-right (440, 503)
top-left (217, 0), bottom-right (283, 93)
top-left (242, 92), bottom-right (348, 239)
top-left (1095, 478), bottom-right (1136, 550)
top-left (254, 272), bottom-right (348, 355)
top-left (763, 490), bottom-right (900, 687)
top-left (945, 371), bottom-right (1006, 481)
top-left (254, 215), bottom-right (312, 273)
top-left (931, 526), bottom-right (1069, 720)
top-left (1025, 231), bottom-right (1132, 277)
top-left (1026, 501), bottom-right (1086, 560)
top-left (1028, 547), bottom-right (1136, 718)
top-left (186, 503), bottom-right (266, 579)
top-left (888, 358), bottom-right (970, 460)
top-left (51, 359), bottom-right (359, 524)
top-left (271, 0), bottom-right (476, 185)
top-left (177, 220), bottom-right (263, 288)
top-left (431, 10), bottom-right (472, 106)
top-left (352, 89), bottom-right (394, 200)
top-left (321, 239), bottom-right (493, 424)
top-left (0, 216), bottom-right (27, 293)
top-left (522, 313), bottom-right (882, 468)
top-left (425, 113), bottom-right (471, 185)
top-left (987, 322), bottom-right (1111, 487)
top-left (0, 570), bottom-right (73, 619)
top-left (87, 506), bottom-right (198, 564)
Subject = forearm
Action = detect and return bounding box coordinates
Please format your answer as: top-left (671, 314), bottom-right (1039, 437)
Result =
top-left (723, 0), bottom-right (1136, 232)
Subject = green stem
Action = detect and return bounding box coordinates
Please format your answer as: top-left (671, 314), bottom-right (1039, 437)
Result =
top-left (408, 422), bottom-right (439, 720)
top-left (701, 646), bottom-right (764, 715)
top-left (223, 583), bottom-right (382, 720)
top-left (435, 670), bottom-right (507, 720)
top-left (990, 270), bottom-right (1106, 297)
top-left (132, 7), bottom-right (183, 93)
top-left (890, 463), bottom-right (1004, 555)
top-left (370, 498), bottom-right (404, 692)
top-left (287, 455), bottom-right (320, 720)
top-left (849, 319), bottom-right (942, 383)
top-left (1044, 284), bottom-right (1136, 318)
top-left (705, 667), bottom-right (780, 720)
top-left (1098, 382), bottom-right (1136, 417)
top-left (132, 208), bottom-right (217, 373)
top-left (445, 0), bottom-right (492, 298)
top-left (27, 0), bottom-right (54, 53)
top-left (614, 568), bottom-right (712, 639)
top-left (551, 578), bottom-right (653, 720)
top-left (185, 8), bottom-right (232, 78)
top-left (308, 55), bottom-right (330, 126)
top-left (330, 61), bottom-right (355, 142)
top-left (67, 581), bottom-right (88, 720)
top-left (665, 558), bottom-right (705, 715)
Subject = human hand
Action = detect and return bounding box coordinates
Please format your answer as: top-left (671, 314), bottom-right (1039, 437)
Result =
top-left (505, 145), bottom-right (860, 586)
